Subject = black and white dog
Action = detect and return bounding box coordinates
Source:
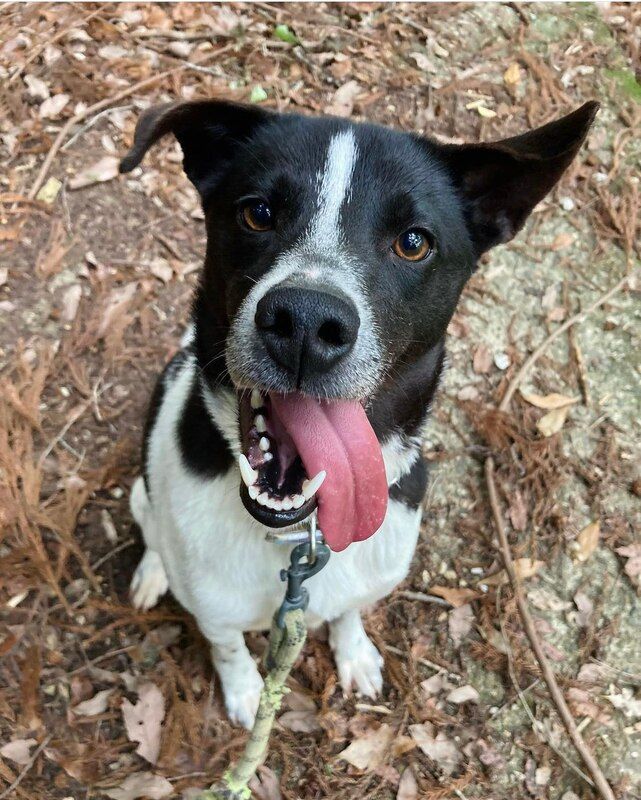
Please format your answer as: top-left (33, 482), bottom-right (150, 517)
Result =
top-left (120, 99), bottom-right (597, 728)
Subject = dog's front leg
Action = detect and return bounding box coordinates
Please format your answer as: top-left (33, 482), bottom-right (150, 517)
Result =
top-left (329, 609), bottom-right (384, 699)
top-left (202, 625), bottom-right (264, 729)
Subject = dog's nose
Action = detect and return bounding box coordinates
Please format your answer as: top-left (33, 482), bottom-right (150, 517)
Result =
top-left (255, 287), bottom-right (360, 379)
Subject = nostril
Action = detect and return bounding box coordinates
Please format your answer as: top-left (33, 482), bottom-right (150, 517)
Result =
top-left (317, 319), bottom-right (346, 348)
top-left (272, 309), bottom-right (294, 339)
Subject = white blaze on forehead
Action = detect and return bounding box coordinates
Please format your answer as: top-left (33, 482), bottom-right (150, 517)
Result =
top-left (308, 129), bottom-right (358, 251)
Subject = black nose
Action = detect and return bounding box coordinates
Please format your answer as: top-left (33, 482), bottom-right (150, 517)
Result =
top-left (255, 287), bottom-right (360, 380)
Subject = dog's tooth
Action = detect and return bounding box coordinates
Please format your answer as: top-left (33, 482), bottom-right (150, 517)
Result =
top-left (259, 436), bottom-right (270, 452)
top-left (302, 470), bottom-right (326, 500)
top-left (257, 492), bottom-right (269, 506)
top-left (248, 485), bottom-right (260, 500)
top-left (250, 389), bottom-right (262, 409)
top-left (271, 498), bottom-right (283, 511)
top-left (263, 451), bottom-right (273, 462)
top-left (292, 494), bottom-right (305, 509)
top-left (254, 414), bottom-right (266, 432)
top-left (238, 454), bottom-right (258, 486)
top-left (281, 497), bottom-right (293, 511)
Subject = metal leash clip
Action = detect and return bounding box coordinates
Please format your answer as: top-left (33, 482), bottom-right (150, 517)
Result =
top-left (272, 513), bottom-right (331, 629)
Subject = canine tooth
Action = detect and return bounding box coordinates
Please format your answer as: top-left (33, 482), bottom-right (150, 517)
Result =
top-left (302, 470), bottom-right (326, 500)
top-left (238, 454), bottom-right (258, 486)
top-left (292, 494), bottom-right (305, 509)
top-left (281, 497), bottom-right (293, 511)
top-left (263, 451), bottom-right (273, 462)
top-left (251, 389), bottom-right (262, 409)
top-left (254, 414), bottom-right (266, 432)
top-left (248, 485), bottom-right (260, 500)
top-left (257, 492), bottom-right (269, 506)
top-left (259, 436), bottom-right (270, 452)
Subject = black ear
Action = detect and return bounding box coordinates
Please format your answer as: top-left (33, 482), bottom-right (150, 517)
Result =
top-left (437, 101), bottom-right (599, 256)
top-left (119, 100), bottom-right (271, 198)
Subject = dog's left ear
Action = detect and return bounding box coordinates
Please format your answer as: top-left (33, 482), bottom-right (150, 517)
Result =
top-left (436, 101), bottom-right (599, 256)
top-left (119, 100), bottom-right (271, 199)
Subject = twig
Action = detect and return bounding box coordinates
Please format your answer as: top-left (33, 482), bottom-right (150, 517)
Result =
top-left (482, 275), bottom-right (635, 800)
top-left (499, 274), bottom-right (631, 411)
top-left (568, 323), bottom-right (591, 406)
top-left (397, 590), bottom-right (452, 607)
top-left (27, 42), bottom-right (236, 200)
top-left (90, 537), bottom-right (136, 572)
top-left (0, 734), bottom-right (52, 799)
top-left (61, 104), bottom-right (134, 151)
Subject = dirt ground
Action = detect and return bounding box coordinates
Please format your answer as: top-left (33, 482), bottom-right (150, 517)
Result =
top-left (1, 3), bottom-right (640, 799)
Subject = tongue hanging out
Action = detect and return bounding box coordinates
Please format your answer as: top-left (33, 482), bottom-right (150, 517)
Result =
top-left (238, 391), bottom-right (388, 551)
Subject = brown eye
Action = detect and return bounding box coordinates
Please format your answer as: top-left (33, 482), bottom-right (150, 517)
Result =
top-left (393, 229), bottom-right (434, 262)
top-left (241, 200), bottom-right (272, 231)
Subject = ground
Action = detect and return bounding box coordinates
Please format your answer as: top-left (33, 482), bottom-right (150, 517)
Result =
top-left (1, 3), bottom-right (640, 800)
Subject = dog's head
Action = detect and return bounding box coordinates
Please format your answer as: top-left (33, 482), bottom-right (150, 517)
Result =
top-left (122, 99), bottom-right (597, 549)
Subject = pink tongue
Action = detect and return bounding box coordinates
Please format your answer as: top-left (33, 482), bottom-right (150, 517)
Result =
top-left (270, 393), bottom-right (388, 551)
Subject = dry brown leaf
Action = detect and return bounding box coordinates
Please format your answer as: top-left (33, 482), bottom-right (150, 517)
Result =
top-left (446, 685), bottom-right (480, 704)
top-left (503, 62), bottom-right (522, 86)
top-left (121, 683), bottom-right (165, 765)
top-left (73, 688), bottom-right (113, 717)
top-left (472, 344), bottom-right (492, 373)
top-left (248, 765), bottom-right (282, 800)
top-left (520, 390), bottom-right (579, 409)
top-left (325, 80), bottom-right (361, 117)
top-left (39, 93), bottom-right (69, 119)
top-left (448, 603), bottom-right (474, 648)
top-left (616, 544), bottom-right (641, 587)
top-left (98, 283), bottom-right (137, 338)
top-left (104, 772), bottom-right (172, 800)
top-left (339, 724), bottom-right (394, 771)
top-left (278, 709), bottom-right (321, 733)
top-left (429, 585), bottom-right (481, 608)
top-left (575, 521), bottom-right (600, 562)
top-left (549, 231), bottom-right (575, 250)
top-left (508, 489), bottom-right (528, 531)
top-left (536, 405), bottom-right (569, 437)
top-left (61, 284), bottom-right (82, 322)
top-left (0, 738), bottom-right (37, 765)
top-left (483, 558), bottom-right (544, 587)
top-left (409, 723), bottom-right (461, 776)
top-left (397, 767), bottom-right (418, 800)
top-left (69, 156), bottom-right (120, 190)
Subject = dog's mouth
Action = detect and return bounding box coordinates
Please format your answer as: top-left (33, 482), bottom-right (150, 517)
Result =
top-left (238, 390), bottom-right (389, 551)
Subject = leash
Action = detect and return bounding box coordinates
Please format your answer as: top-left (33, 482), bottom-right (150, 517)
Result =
top-left (199, 514), bottom-right (331, 800)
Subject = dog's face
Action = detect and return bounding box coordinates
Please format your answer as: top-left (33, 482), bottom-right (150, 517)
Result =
top-left (122, 100), bottom-right (597, 549)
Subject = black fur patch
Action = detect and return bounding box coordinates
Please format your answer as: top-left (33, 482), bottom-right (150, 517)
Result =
top-left (389, 455), bottom-right (428, 509)
top-left (177, 374), bottom-right (234, 478)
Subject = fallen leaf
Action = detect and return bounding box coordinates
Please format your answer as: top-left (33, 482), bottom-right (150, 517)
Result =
top-left (0, 738), bottom-right (37, 764)
top-left (73, 688), bottom-right (113, 717)
top-left (98, 283), bottom-right (137, 338)
top-left (61, 284), bottom-right (82, 322)
top-left (508, 489), bottom-right (528, 531)
top-left (149, 258), bottom-right (174, 284)
top-left (273, 23), bottom-right (298, 44)
top-left (537, 406), bottom-right (569, 437)
top-left (410, 52), bottom-right (436, 73)
top-left (483, 558), bottom-right (544, 587)
top-left (278, 709), bottom-right (321, 733)
top-left (574, 591), bottom-right (593, 627)
top-left (98, 44), bottom-right (129, 59)
top-left (465, 100), bottom-right (496, 118)
top-left (409, 723), bottom-right (461, 775)
top-left (429, 585), bottom-right (481, 608)
top-left (35, 176), bottom-right (62, 204)
top-left (69, 156), bottom-right (120, 190)
top-left (520, 390), bottom-right (579, 409)
top-left (339, 724), bottom-right (394, 771)
top-left (24, 74), bottom-right (49, 100)
top-left (397, 767), bottom-right (418, 799)
top-left (250, 85), bottom-right (268, 104)
top-left (575, 521), bottom-right (600, 562)
top-left (121, 683), bottom-right (165, 764)
top-left (248, 765), bottom-right (282, 800)
top-left (325, 80), bottom-right (361, 117)
top-left (39, 93), bottom-right (69, 119)
top-left (549, 231), bottom-right (574, 250)
top-left (503, 62), bottom-right (522, 86)
top-left (448, 603), bottom-right (474, 648)
top-left (421, 674), bottom-right (454, 697)
top-left (446, 685), bottom-right (480, 704)
top-left (104, 772), bottom-right (172, 800)
top-left (616, 544), bottom-right (641, 586)
top-left (472, 344), bottom-right (492, 373)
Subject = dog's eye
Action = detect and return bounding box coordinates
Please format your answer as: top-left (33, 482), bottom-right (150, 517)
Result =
top-left (393, 229), bottom-right (434, 262)
top-left (241, 200), bottom-right (272, 232)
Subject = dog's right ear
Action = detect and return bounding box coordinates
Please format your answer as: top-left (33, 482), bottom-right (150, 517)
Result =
top-left (119, 100), bottom-right (271, 199)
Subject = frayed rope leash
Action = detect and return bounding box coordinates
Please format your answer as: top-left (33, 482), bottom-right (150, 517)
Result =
top-left (198, 535), bottom-right (331, 800)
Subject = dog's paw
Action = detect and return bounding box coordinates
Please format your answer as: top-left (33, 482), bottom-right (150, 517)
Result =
top-left (335, 635), bottom-right (384, 699)
top-left (130, 550), bottom-right (168, 611)
top-left (222, 667), bottom-right (264, 730)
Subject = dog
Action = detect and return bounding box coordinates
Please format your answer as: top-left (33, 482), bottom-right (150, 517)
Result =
top-left (120, 98), bottom-right (597, 728)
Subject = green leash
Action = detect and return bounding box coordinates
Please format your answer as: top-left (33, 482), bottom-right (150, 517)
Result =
top-left (199, 536), bottom-right (331, 800)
